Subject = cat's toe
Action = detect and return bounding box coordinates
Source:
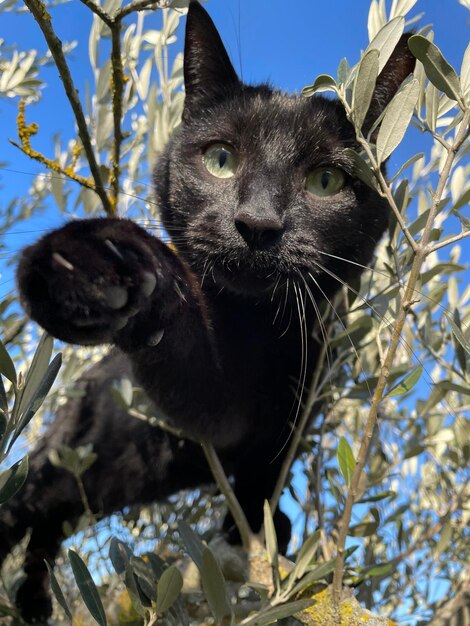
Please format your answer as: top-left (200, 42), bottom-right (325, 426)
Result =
top-left (141, 271), bottom-right (157, 297)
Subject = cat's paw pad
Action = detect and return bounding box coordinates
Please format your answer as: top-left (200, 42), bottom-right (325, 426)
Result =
top-left (18, 218), bottom-right (161, 345)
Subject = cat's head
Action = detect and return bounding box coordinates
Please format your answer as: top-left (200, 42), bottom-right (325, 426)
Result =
top-left (155, 1), bottom-right (415, 298)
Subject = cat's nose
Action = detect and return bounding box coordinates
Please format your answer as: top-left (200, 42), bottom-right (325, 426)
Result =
top-left (234, 209), bottom-right (284, 249)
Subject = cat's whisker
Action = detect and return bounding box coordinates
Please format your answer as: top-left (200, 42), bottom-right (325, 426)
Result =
top-left (306, 270), bottom-right (373, 401)
top-left (270, 274), bottom-right (282, 303)
top-left (309, 262), bottom-right (464, 425)
top-left (200, 259), bottom-right (211, 289)
top-left (298, 272), bottom-right (335, 389)
top-left (277, 276), bottom-right (293, 337)
top-left (316, 248), bottom-right (469, 329)
top-left (311, 259), bottom-right (421, 357)
top-left (272, 280), bottom-right (308, 461)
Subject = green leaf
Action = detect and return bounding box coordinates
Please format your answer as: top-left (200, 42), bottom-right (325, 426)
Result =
top-left (425, 81), bottom-right (439, 132)
top-left (69, 549), bottom-right (107, 626)
top-left (0, 338), bottom-right (16, 385)
top-left (124, 565), bottom-right (147, 615)
top-left (291, 530), bottom-right (321, 583)
top-left (0, 375), bottom-right (8, 413)
top-left (109, 537), bottom-right (133, 575)
top-left (18, 333), bottom-right (54, 417)
top-left (156, 565), bottom-right (183, 614)
top-left (349, 520), bottom-right (378, 537)
top-left (330, 315), bottom-right (374, 347)
top-left (446, 314), bottom-right (470, 355)
top-left (263, 500), bottom-right (279, 570)
top-left (461, 41), bottom-right (470, 100)
top-left (337, 57), bottom-right (350, 84)
top-left (376, 77), bottom-right (419, 163)
top-left (146, 553), bottom-right (166, 579)
top-left (241, 598), bottom-right (315, 625)
top-left (302, 74), bottom-right (337, 97)
top-left (367, 16), bottom-right (405, 73)
top-left (453, 200), bottom-right (470, 225)
top-left (130, 556), bottom-right (157, 602)
top-left (352, 48), bottom-right (380, 130)
top-left (200, 547), bottom-right (232, 625)
top-left (343, 148), bottom-right (379, 191)
top-left (435, 521), bottom-right (453, 556)
top-left (357, 490), bottom-right (395, 504)
top-left (9, 353), bottom-right (62, 450)
top-left (288, 558), bottom-right (337, 597)
top-left (390, 152), bottom-right (424, 182)
top-left (45, 561), bottom-right (72, 621)
top-left (387, 366), bottom-right (423, 396)
top-left (0, 456), bottom-right (28, 504)
top-left (0, 604), bottom-right (19, 617)
top-left (337, 436), bottom-right (355, 486)
top-left (408, 35), bottom-right (461, 101)
top-left (178, 520), bottom-right (204, 570)
top-left (0, 410), bottom-right (7, 443)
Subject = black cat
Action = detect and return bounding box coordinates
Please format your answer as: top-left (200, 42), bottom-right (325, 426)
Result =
top-left (0, 2), bottom-right (415, 622)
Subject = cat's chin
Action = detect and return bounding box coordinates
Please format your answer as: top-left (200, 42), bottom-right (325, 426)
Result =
top-left (212, 266), bottom-right (279, 297)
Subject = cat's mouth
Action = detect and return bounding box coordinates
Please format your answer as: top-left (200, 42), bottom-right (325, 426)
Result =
top-left (200, 251), bottom-right (283, 296)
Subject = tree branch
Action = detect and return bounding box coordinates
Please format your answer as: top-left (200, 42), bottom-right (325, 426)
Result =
top-left (109, 24), bottom-right (124, 209)
top-left (201, 441), bottom-right (256, 552)
top-left (331, 106), bottom-right (470, 608)
top-left (427, 229), bottom-right (470, 254)
top-left (421, 576), bottom-right (470, 626)
top-left (116, 0), bottom-right (166, 20)
top-left (79, 0), bottom-right (113, 26)
top-left (22, 0), bottom-right (114, 216)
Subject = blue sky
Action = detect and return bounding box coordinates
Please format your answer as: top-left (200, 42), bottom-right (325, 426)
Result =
top-left (0, 2), bottom-right (468, 621)
top-left (1, 0), bottom-right (468, 310)
top-left (1, 0), bottom-right (469, 190)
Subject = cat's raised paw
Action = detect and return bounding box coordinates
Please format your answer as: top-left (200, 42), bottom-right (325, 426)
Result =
top-left (17, 218), bottom-right (161, 346)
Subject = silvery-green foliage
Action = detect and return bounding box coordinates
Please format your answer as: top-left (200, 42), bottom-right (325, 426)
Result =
top-left (0, 0), bottom-right (469, 624)
top-left (301, 1), bottom-right (470, 621)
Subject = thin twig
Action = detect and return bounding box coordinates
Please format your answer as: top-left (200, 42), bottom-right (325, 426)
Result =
top-left (110, 24), bottom-right (124, 207)
top-left (424, 573), bottom-right (470, 626)
top-left (427, 229), bottom-right (470, 254)
top-left (391, 484), bottom-right (467, 567)
top-left (331, 106), bottom-right (470, 608)
top-left (22, 0), bottom-right (114, 216)
top-left (117, 0), bottom-right (166, 20)
top-left (201, 441), bottom-right (255, 552)
top-left (270, 332), bottom-right (332, 513)
top-left (341, 98), bottom-right (419, 253)
top-left (78, 0), bottom-right (113, 26)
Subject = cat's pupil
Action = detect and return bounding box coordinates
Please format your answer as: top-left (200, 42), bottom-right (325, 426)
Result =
top-left (321, 172), bottom-right (331, 189)
top-left (218, 150), bottom-right (227, 168)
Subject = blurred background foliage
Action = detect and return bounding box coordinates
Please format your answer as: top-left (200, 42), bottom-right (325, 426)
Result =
top-left (0, 0), bottom-right (469, 624)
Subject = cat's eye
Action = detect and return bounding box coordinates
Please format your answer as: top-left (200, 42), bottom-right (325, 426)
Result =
top-left (305, 167), bottom-right (346, 197)
top-left (203, 144), bottom-right (238, 179)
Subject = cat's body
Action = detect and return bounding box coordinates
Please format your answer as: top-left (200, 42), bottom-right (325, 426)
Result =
top-left (0, 2), bottom-right (415, 621)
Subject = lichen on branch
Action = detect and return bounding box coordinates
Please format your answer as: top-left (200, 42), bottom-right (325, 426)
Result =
top-left (10, 99), bottom-right (95, 189)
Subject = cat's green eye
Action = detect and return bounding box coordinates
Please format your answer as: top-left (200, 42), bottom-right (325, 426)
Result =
top-left (305, 167), bottom-right (346, 197)
top-left (203, 144), bottom-right (238, 179)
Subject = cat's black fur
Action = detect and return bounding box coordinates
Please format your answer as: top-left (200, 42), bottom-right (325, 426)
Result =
top-left (0, 2), bottom-right (415, 622)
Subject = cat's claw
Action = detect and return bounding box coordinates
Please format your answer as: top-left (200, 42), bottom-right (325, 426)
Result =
top-left (52, 252), bottom-right (74, 271)
top-left (17, 218), bottom-right (165, 345)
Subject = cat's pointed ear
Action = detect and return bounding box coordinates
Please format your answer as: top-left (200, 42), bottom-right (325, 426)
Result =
top-left (183, 1), bottom-right (241, 121)
top-left (363, 33), bottom-right (416, 136)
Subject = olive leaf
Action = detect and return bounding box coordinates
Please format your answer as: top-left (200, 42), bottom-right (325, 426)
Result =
top-left (408, 35), bottom-right (461, 102)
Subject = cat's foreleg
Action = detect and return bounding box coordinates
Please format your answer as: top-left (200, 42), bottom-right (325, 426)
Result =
top-left (17, 218), bottom-right (244, 447)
